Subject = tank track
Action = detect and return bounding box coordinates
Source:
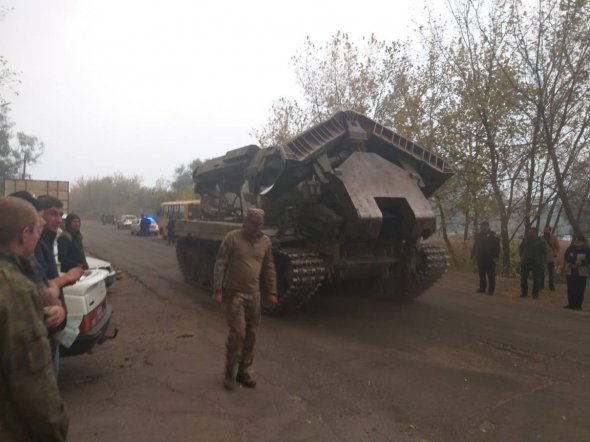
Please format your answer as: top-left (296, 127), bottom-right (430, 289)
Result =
top-left (405, 243), bottom-right (449, 298)
top-left (267, 248), bottom-right (326, 315)
top-left (176, 237), bottom-right (216, 288)
top-left (178, 238), bottom-right (326, 315)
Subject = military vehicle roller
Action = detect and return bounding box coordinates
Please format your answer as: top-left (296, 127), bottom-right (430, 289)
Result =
top-left (175, 110), bottom-right (453, 314)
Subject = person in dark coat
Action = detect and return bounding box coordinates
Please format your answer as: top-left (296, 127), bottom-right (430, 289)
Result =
top-left (140, 214), bottom-right (150, 237)
top-left (519, 227), bottom-right (546, 298)
top-left (563, 235), bottom-right (590, 310)
top-left (13, 193), bottom-right (83, 377)
top-left (167, 218), bottom-right (176, 246)
top-left (57, 213), bottom-right (89, 273)
top-left (471, 221), bottom-right (500, 295)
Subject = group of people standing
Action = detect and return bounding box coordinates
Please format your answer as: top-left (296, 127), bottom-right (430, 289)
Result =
top-left (1, 192), bottom-right (90, 441)
top-left (1, 200), bottom-right (277, 440)
top-left (472, 221), bottom-right (588, 310)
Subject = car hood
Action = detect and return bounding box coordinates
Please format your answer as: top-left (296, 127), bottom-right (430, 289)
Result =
top-left (87, 256), bottom-right (116, 278)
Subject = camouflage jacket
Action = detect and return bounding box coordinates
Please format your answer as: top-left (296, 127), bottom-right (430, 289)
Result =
top-left (0, 250), bottom-right (69, 441)
top-left (214, 229), bottom-right (277, 295)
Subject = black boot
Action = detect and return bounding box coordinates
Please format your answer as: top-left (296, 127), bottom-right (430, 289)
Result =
top-left (236, 371), bottom-right (257, 388)
top-left (223, 365), bottom-right (236, 391)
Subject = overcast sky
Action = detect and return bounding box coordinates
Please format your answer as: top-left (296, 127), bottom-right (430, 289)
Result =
top-left (0, 0), bottom-right (426, 187)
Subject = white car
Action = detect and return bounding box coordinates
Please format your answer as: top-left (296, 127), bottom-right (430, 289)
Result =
top-left (54, 233), bottom-right (116, 287)
top-left (130, 217), bottom-right (159, 236)
top-left (86, 256), bottom-right (117, 286)
top-left (60, 268), bottom-right (115, 357)
top-left (117, 214), bottom-right (137, 230)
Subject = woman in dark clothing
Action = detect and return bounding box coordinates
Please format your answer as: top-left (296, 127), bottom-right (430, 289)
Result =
top-left (563, 235), bottom-right (590, 310)
top-left (57, 213), bottom-right (89, 272)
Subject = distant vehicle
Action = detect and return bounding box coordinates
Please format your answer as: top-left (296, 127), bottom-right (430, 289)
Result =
top-left (61, 268), bottom-right (115, 357)
top-left (157, 200), bottom-right (201, 239)
top-left (560, 234), bottom-right (573, 242)
top-left (117, 214), bottom-right (137, 229)
top-left (101, 214), bottom-right (117, 225)
top-left (130, 217), bottom-right (159, 236)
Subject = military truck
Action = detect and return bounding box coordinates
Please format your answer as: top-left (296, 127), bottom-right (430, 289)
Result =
top-left (175, 110), bottom-right (453, 314)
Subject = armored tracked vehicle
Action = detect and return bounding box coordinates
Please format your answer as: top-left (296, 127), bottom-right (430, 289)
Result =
top-left (176, 110), bottom-right (453, 314)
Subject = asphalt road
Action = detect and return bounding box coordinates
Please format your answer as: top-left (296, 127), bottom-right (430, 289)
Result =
top-left (60, 220), bottom-right (590, 442)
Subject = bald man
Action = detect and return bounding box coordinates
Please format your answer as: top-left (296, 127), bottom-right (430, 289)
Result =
top-left (0, 197), bottom-right (68, 441)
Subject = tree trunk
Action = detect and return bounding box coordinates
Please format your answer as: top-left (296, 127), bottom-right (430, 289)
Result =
top-left (437, 201), bottom-right (459, 267)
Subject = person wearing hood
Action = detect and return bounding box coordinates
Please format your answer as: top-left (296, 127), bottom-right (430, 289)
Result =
top-left (57, 213), bottom-right (89, 273)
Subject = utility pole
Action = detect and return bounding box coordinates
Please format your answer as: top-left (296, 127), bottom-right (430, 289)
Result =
top-left (21, 151), bottom-right (28, 180)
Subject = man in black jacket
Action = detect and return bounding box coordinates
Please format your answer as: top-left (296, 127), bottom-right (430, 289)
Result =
top-left (36, 196), bottom-right (84, 375)
top-left (58, 213), bottom-right (89, 272)
top-left (519, 226), bottom-right (546, 298)
top-left (471, 221), bottom-right (501, 295)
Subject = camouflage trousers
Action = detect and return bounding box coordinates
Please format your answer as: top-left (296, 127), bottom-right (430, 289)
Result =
top-left (222, 290), bottom-right (261, 373)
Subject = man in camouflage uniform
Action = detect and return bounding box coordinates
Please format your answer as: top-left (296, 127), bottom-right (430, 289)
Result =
top-left (212, 208), bottom-right (278, 391)
top-left (0, 197), bottom-right (69, 441)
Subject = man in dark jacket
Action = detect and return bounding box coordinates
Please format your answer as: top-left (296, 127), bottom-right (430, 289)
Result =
top-left (57, 213), bottom-right (89, 272)
top-left (37, 196), bottom-right (84, 375)
top-left (471, 221), bottom-right (500, 295)
top-left (519, 226), bottom-right (546, 298)
top-left (140, 214), bottom-right (150, 236)
top-left (563, 235), bottom-right (590, 310)
top-left (167, 218), bottom-right (176, 246)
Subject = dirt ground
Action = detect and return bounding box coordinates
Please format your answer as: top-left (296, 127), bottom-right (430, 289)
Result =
top-left (59, 221), bottom-right (590, 442)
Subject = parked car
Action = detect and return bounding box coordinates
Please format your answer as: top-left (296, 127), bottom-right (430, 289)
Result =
top-left (50, 226), bottom-right (116, 356)
top-left (61, 268), bottom-right (115, 356)
top-left (117, 214), bottom-right (137, 229)
top-left (101, 214), bottom-right (117, 225)
top-left (53, 230), bottom-right (116, 287)
top-left (86, 256), bottom-right (117, 286)
top-left (130, 217), bottom-right (159, 236)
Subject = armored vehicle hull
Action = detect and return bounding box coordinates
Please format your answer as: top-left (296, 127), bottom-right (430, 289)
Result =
top-left (176, 111), bottom-right (453, 314)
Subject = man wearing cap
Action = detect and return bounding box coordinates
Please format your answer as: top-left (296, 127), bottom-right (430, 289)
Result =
top-left (471, 221), bottom-right (500, 295)
top-left (212, 208), bottom-right (278, 391)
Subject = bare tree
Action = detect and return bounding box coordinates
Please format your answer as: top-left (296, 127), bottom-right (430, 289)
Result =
top-left (424, 0), bottom-right (530, 273)
top-left (16, 132), bottom-right (44, 180)
top-left (511, 0), bottom-right (590, 236)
